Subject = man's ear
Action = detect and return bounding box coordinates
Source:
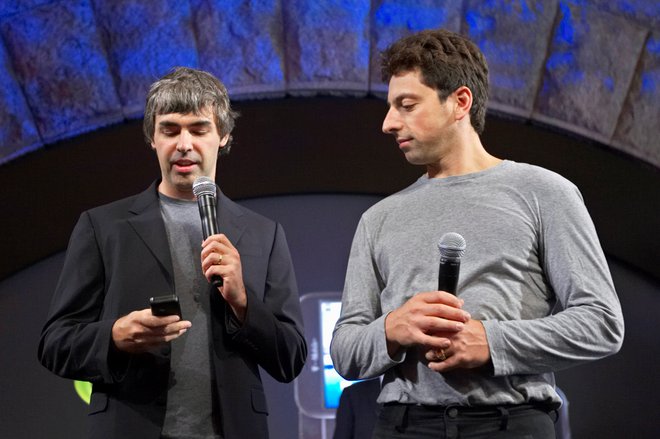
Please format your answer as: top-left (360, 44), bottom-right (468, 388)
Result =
top-left (454, 86), bottom-right (473, 122)
top-left (219, 133), bottom-right (230, 149)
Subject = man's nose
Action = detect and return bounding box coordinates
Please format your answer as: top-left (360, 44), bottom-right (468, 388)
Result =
top-left (177, 130), bottom-right (193, 152)
top-left (382, 107), bottom-right (401, 134)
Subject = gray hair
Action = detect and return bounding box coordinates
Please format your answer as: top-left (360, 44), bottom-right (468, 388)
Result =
top-left (143, 67), bottom-right (239, 154)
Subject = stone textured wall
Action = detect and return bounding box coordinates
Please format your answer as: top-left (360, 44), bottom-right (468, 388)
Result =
top-left (0, 0), bottom-right (658, 167)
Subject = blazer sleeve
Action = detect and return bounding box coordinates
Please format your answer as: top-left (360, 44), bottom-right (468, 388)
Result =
top-left (224, 222), bottom-right (307, 383)
top-left (37, 212), bottom-right (127, 384)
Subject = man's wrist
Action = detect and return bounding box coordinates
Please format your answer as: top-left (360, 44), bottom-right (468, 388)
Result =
top-left (384, 311), bottom-right (402, 358)
top-left (228, 288), bottom-right (248, 323)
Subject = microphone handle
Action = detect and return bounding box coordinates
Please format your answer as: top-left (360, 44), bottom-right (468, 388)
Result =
top-left (197, 195), bottom-right (223, 287)
top-left (210, 276), bottom-right (224, 288)
top-left (198, 197), bottom-right (218, 238)
top-left (438, 257), bottom-right (460, 295)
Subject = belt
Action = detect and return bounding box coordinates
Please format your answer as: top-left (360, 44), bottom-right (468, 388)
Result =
top-left (383, 402), bottom-right (556, 416)
top-left (381, 402), bottom-right (557, 432)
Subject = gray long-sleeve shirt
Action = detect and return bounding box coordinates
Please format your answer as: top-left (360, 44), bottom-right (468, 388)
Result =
top-left (330, 160), bottom-right (624, 406)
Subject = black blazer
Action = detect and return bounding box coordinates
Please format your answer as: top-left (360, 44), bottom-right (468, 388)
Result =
top-left (333, 379), bottom-right (381, 439)
top-left (38, 181), bottom-right (307, 438)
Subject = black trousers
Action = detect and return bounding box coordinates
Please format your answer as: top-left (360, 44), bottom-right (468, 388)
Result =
top-left (372, 403), bottom-right (557, 439)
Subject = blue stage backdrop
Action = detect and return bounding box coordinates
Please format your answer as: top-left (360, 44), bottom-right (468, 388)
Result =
top-left (0, 0), bottom-right (659, 167)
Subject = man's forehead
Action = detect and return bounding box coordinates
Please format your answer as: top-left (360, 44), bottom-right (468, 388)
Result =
top-left (387, 73), bottom-right (429, 104)
top-left (155, 110), bottom-right (215, 124)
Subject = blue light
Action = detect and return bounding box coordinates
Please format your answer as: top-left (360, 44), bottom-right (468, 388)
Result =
top-left (374, 3), bottom-right (447, 30)
top-left (480, 40), bottom-right (534, 71)
top-left (641, 73), bottom-right (657, 93)
top-left (647, 36), bottom-right (660, 54)
top-left (556, 3), bottom-right (575, 45)
top-left (546, 52), bottom-right (575, 70)
top-left (617, 0), bottom-right (636, 15)
top-left (490, 73), bottom-right (527, 90)
top-left (563, 69), bottom-right (586, 84)
top-left (520, 1), bottom-right (537, 22)
top-left (465, 10), bottom-right (496, 34)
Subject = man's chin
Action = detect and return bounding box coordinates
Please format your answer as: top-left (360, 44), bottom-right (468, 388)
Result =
top-left (168, 174), bottom-right (197, 192)
top-left (168, 171), bottom-right (212, 191)
top-left (403, 152), bottom-right (426, 166)
top-left (173, 173), bottom-right (194, 183)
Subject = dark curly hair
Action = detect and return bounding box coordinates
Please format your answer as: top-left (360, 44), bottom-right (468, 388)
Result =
top-left (143, 67), bottom-right (239, 154)
top-left (381, 29), bottom-right (489, 134)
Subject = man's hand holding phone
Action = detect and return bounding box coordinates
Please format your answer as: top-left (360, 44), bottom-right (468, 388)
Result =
top-left (111, 295), bottom-right (191, 354)
top-left (150, 294), bottom-right (182, 318)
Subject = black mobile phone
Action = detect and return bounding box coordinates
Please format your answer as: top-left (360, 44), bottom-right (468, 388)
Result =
top-left (149, 294), bottom-right (182, 318)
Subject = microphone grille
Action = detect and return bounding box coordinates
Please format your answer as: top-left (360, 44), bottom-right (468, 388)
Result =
top-left (438, 232), bottom-right (466, 258)
top-left (192, 176), bottom-right (216, 198)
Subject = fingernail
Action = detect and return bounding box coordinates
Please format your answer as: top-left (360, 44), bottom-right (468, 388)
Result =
top-left (464, 312), bottom-right (471, 320)
top-left (456, 322), bottom-right (464, 330)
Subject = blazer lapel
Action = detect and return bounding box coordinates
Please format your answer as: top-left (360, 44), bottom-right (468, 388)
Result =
top-left (126, 182), bottom-right (174, 289)
top-left (122, 183), bottom-right (242, 292)
top-left (216, 190), bottom-right (245, 246)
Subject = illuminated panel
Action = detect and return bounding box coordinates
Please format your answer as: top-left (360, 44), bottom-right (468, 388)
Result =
top-left (0, 38), bottom-right (41, 165)
top-left (533, 1), bottom-right (647, 142)
top-left (0, 0), bottom-right (50, 17)
top-left (612, 31), bottom-right (660, 166)
top-left (283, 0), bottom-right (371, 95)
top-left (0, 0), bottom-right (122, 143)
top-left (193, 0), bottom-right (286, 99)
top-left (589, 0), bottom-right (660, 28)
top-left (464, 0), bottom-right (557, 117)
top-left (0, 0), bottom-right (659, 168)
top-left (93, 0), bottom-right (199, 118)
top-left (320, 300), bottom-right (344, 408)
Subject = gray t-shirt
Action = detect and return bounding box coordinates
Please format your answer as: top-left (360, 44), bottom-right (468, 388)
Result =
top-left (159, 194), bottom-right (221, 438)
top-left (331, 160), bottom-right (624, 406)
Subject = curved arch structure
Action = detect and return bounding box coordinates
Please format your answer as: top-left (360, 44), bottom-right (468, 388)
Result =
top-left (0, 0), bottom-right (659, 167)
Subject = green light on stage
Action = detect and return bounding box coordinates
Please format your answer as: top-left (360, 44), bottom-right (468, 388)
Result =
top-left (74, 380), bottom-right (92, 404)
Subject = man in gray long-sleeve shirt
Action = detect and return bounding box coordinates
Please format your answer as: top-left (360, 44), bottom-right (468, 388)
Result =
top-left (330, 29), bottom-right (623, 439)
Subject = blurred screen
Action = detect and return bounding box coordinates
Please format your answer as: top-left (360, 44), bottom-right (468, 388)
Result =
top-left (320, 300), bottom-right (358, 409)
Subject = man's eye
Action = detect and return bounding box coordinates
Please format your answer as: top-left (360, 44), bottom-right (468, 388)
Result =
top-left (160, 128), bottom-right (179, 136)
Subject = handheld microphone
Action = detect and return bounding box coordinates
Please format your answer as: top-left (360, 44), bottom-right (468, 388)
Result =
top-left (437, 232), bottom-right (466, 295)
top-left (192, 176), bottom-right (223, 287)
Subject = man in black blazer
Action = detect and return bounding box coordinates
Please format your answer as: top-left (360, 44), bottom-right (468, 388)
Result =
top-left (38, 67), bottom-right (307, 438)
top-left (333, 378), bottom-right (381, 439)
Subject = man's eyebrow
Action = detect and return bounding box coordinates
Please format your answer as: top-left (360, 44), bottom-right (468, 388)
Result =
top-left (158, 120), bottom-right (213, 128)
top-left (188, 121), bottom-right (213, 130)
